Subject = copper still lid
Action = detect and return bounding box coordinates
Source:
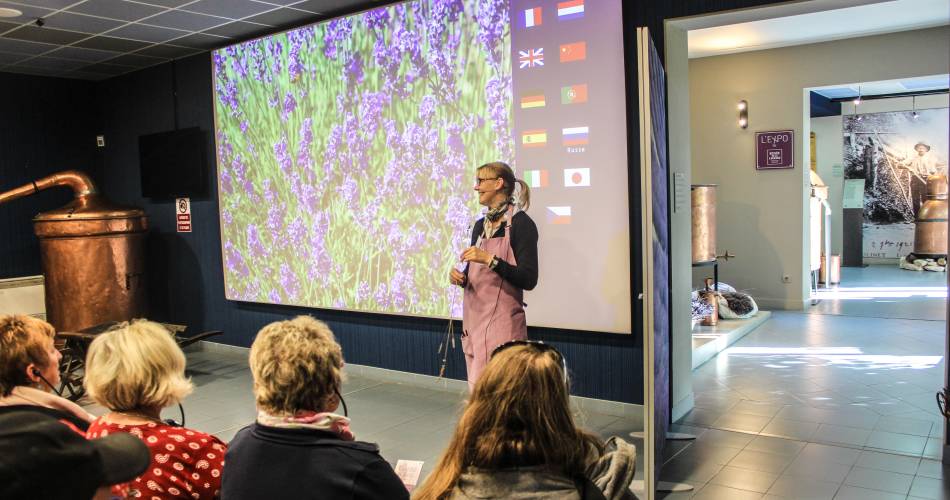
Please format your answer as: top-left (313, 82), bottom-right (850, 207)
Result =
top-left (926, 173), bottom-right (948, 199)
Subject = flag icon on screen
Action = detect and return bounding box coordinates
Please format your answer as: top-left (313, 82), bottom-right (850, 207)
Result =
top-left (523, 7), bottom-right (542, 27)
top-left (564, 168), bottom-right (590, 187)
top-left (557, 0), bottom-right (584, 20)
top-left (524, 169), bottom-right (549, 188)
top-left (520, 90), bottom-right (545, 109)
top-left (519, 48), bottom-right (544, 69)
top-left (522, 129), bottom-right (547, 148)
top-left (559, 41), bottom-right (586, 63)
top-left (547, 206), bottom-right (572, 225)
top-left (562, 126), bottom-right (589, 146)
top-left (561, 84), bottom-right (588, 104)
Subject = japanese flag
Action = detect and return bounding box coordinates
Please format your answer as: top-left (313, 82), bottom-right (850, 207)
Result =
top-left (563, 168), bottom-right (590, 187)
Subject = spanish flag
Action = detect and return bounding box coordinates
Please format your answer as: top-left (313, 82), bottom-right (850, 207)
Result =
top-left (520, 90), bottom-right (545, 109)
top-left (522, 130), bottom-right (547, 148)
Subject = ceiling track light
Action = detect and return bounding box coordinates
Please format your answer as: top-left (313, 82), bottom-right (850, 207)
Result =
top-left (853, 85), bottom-right (862, 106)
top-left (0, 7), bottom-right (23, 18)
top-left (912, 95), bottom-right (919, 119)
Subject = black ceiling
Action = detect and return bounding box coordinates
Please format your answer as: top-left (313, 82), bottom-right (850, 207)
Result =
top-left (0, 0), bottom-right (375, 81)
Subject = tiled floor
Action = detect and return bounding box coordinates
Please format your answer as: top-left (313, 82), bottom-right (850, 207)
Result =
top-left (666, 263), bottom-right (948, 499)
top-left (78, 348), bottom-right (647, 490)
top-left (809, 265), bottom-right (946, 321)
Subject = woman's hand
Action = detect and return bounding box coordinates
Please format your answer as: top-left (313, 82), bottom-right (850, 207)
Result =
top-left (449, 268), bottom-right (466, 287)
top-left (460, 246), bottom-right (493, 265)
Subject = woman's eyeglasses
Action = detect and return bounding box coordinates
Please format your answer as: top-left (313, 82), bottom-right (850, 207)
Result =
top-left (474, 177), bottom-right (499, 186)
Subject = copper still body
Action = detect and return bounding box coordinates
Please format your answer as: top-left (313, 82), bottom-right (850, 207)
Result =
top-left (914, 174), bottom-right (948, 258)
top-left (0, 171), bottom-right (147, 332)
top-left (691, 184), bottom-right (717, 264)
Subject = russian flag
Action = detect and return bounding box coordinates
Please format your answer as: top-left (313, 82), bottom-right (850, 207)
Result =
top-left (547, 206), bottom-right (572, 225)
top-left (562, 126), bottom-right (589, 146)
top-left (523, 7), bottom-right (541, 28)
top-left (557, 0), bottom-right (584, 20)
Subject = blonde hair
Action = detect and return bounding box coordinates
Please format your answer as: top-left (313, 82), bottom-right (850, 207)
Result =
top-left (84, 320), bottom-right (193, 411)
top-left (249, 316), bottom-right (344, 416)
top-left (478, 161), bottom-right (531, 211)
top-left (414, 345), bottom-right (602, 500)
top-left (0, 315), bottom-right (56, 397)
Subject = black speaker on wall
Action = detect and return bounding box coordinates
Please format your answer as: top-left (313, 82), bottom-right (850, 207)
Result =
top-left (139, 127), bottom-right (209, 199)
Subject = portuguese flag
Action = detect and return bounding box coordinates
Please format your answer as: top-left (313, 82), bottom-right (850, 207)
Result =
top-left (561, 84), bottom-right (588, 104)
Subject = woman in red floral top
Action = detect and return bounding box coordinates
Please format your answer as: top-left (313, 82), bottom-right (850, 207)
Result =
top-left (84, 320), bottom-right (227, 499)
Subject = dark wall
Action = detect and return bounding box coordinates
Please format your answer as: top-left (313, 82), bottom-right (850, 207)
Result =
top-left (0, 73), bottom-right (98, 279)
top-left (92, 54), bottom-right (644, 404)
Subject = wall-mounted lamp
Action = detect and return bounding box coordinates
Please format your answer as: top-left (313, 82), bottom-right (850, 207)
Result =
top-left (737, 100), bottom-right (748, 129)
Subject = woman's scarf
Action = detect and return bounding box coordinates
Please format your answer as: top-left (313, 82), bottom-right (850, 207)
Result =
top-left (257, 409), bottom-right (355, 441)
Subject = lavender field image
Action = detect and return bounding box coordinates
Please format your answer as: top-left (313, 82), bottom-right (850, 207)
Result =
top-left (214, 0), bottom-right (511, 317)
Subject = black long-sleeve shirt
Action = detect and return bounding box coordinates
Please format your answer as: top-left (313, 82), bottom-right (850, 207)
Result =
top-left (465, 211), bottom-right (539, 290)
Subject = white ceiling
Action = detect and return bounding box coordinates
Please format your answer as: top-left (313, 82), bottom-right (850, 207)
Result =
top-left (686, 0), bottom-right (950, 58)
top-left (812, 74), bottom-right (949, 98)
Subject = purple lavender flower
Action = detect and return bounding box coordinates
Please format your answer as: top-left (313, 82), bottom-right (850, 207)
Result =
top-left (356, 281), bottom-right (370, 302)
top-left (268, 288), bottom-right (281, 303)
top-left (364, 8), bottom-right (389, 32)
top-left (246, 224), bottom-right (266, 258)
top-left (324, 18), bottom-right (353, 60)
top-left (279, 263), bottom-right (301, 301)
top-left (419, 95), bottom-right (436, 121)
top-left (224, 241), bottom-right (250, 277)
top-left (281, 91), bottom-right (297, 121)
top-left (273, 138), bottom-right (292, 175)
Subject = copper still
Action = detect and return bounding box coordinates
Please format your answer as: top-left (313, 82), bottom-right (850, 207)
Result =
top-left (700, 277), bottom-right (719, 326)
top-left (0, 170), bottom-right (147, 332)
top-left (691, 184), bottom-right (717, 264)
top-left (914, 173), bottom-right (948, 258)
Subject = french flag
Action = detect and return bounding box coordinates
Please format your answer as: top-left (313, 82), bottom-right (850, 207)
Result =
top-left (557, 0), bottom-right (584, 20)
top-left (523, 7), bottom-right (541, 28)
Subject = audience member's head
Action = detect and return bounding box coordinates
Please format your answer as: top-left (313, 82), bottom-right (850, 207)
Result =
top-left (415, 341), bottom-right (603, 499)
top-left (0, 410), bottom-right (149, 500)
top-left (0, 315), bottom-right (61, 396)
top-left (250, 315), bottom-right (344, 415)
top-left (84, 320), bottom-right (192, 412)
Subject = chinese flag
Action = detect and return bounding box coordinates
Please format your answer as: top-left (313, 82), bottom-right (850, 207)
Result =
top-left (559, 41), bottom-right (586, 63)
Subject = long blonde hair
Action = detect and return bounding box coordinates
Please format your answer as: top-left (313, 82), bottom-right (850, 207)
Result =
top-left (414, 344), bottom-right (602, 499)
top-left (477, 161), bottom-right (530, 211)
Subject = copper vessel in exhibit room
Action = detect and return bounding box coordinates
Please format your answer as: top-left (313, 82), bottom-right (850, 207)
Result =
top-left (914, 173), bottom-right (948, 257)
top-left (0, 170), bottom-right (148, 332)
top-left (691, 184), bottom-right (717, 264)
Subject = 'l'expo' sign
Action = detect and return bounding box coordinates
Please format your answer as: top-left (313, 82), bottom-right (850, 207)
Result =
top-left (755, 130), bottom-right (794, 170)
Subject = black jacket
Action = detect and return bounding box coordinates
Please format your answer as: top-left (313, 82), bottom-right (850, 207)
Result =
top-left (221, 423), bottom-right (408, 500)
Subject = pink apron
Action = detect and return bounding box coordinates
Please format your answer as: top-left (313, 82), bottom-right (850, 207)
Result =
top-left (462, 206), bottom-right (528, 391)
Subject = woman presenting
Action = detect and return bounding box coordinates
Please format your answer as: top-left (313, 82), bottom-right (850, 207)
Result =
top-left (449, 161), bottom-right (538, 390)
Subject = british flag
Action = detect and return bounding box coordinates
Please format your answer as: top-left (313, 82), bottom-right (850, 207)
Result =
top-left (518, 48), bottom-right (544, 69)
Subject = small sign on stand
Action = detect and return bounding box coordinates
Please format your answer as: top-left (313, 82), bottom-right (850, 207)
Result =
top-left (755, 130), bottom-right (795, 170)
top-left (176, 198), bottom-right (192, 233)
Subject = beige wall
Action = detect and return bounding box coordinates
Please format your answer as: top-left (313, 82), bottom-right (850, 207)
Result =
top-left (688, 26), bottom-right (950, 309)
top-left (812, 95), bottom-right (950, 257)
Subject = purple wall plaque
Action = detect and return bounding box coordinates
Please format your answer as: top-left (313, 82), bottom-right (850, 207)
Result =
top-left (755, 130), bottom-right (795, 170)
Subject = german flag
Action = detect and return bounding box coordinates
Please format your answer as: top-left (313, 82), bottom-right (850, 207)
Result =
top-left (520, 90), bottom-right (546, 109)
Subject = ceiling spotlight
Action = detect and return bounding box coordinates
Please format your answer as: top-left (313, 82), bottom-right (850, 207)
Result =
top-left (853, 86), bottom-right (862, 106)
top-left (912, 96), bottom-right (919, 119)
top-left (0, 7), bottom-right (23, 18)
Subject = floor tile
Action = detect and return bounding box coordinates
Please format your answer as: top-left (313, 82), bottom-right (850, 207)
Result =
top-left (915, 459), bottom-right (946, 479)
top-left (708, 465), bottom-right (779, 493)
top-left (761, 418), bottom-right (820, 441)
top-left (798, 443), bottom-right (862, 466)
top-left (908, 475), bottom-right (946, 499)
top-left (843, 466), bottom-right (913, 495)
top-left (675, 442), bottom-right (744, 465)
top-left (783, 455), bottom-right (853, 483)
top-left (694, 483), bottom-right (765, 500)
top-left (767, 475), bottom-right (840, 500)
top-left (854, 450), bottom-right (920, 475)
top-left (874, 416), bottom-right (934, 437)
top-left (833, 485), bottom-right (907, 500)
top-left (659, 455), bottom-right (725, 484)
top-left (923, 437), bottom-right (944, 459)
top-left (865, 430), bottom-right (928, 455)
top-left (712, 412), bottom-right (773, 433)
top-left (813, 423), bottom-right (871, 447)
top-left (728, 449), bottom-right (796, 474)
top-left (744, 435), bottom-right (807, 457)
top-left (731, 400), bottom-right (787, 418)
top-left (695, 428), bottom-right (757, 449)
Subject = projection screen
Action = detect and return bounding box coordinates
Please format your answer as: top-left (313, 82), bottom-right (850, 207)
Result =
top-left (213, 0), bottom-right (630, 333)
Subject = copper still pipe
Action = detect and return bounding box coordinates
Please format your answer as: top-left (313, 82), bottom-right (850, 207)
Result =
top-left (0, 170), bottom-right (147, 332)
